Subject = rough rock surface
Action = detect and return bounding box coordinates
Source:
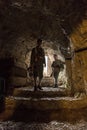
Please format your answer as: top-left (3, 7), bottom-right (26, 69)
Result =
top-left (0, 0), bottom-right (87, 94)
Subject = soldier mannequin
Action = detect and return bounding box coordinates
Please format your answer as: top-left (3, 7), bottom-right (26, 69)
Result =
top-left (30, 39), bottom-right (46, 91)
top-left (51, 54), bottom-right (64, 88)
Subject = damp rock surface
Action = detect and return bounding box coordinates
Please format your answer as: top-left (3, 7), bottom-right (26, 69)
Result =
top-left (0, 120), bottom-right (87, 130)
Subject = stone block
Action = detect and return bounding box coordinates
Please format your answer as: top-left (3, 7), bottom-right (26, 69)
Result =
top-left (10, 66), bottom-right (27, 77)
top-left (9, 76), bottom-right (27, 87)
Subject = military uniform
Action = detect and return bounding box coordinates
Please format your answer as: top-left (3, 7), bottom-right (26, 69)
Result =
top-left (51, 59), bottom-right (64, 87)
top-left (30, 46), bottom-right (45, 79)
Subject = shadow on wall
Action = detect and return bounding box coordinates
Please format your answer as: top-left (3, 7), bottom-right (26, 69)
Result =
top-left (9, 103), bottom-right (87, 123)
top-left (0, 58), bottom-right (27, 95)
top-left (0, 58), bottom-right (15, 95)
top-left (0, 78), bottom-right (5, 112)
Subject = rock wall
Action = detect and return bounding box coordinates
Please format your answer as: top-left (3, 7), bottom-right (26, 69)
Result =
top-left (0, 37), bottom-right (35, 94)
top-left (70, 19), bottom-right (87, 94)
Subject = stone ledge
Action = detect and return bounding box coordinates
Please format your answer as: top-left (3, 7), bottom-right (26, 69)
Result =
top-left (9, 76), bottom-right (27, 87)
top-left (10, 66), bottom-right (27, 77)
top-left (6, 96), bottom-right (87, 110)
top-left (13, 87), bottom-right (70, 98)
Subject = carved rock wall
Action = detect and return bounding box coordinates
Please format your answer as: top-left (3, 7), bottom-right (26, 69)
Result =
top-left (70, 19), bottom-right (87, 94)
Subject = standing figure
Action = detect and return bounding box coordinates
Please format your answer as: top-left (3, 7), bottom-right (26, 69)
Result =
top-left (51, 54), bottom-right (64, 88)
top-left (30, 39), bottom-right (45, 91)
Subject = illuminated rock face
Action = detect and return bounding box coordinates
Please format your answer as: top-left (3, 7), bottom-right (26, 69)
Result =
top-left (70, 19), bottom-right (87, 95)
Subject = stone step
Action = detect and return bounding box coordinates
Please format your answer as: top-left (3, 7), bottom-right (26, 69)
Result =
top-left (6, 95), bottom-right (87, 111)
top-left (13, 87), bottom-right (70, 98)
top-left (1, 95), bottom-right (87, 122)
top-left (28, 77), bottom-right (55, 87)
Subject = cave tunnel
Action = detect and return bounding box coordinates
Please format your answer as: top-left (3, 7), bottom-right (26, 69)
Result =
top-left (26, 40), bottom-right (67, 88)
top-left (0, 0), bottom-right (87, 129)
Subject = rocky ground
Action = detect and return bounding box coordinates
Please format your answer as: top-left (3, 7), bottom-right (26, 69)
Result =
top-left (0, 120), bottom-right (87, 130)
top-left (0, 86), bottom-right (87, 130)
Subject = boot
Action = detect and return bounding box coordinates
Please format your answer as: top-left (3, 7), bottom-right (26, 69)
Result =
top-left (38, 85), bottom-right (43, 90)
top-left (54, 84), bottom-right (58, 88)
top-left (34, 85), bottom-right (37, 91)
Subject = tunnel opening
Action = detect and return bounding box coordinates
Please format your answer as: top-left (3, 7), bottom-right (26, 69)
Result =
top-left (25, 40), bottom-right (68, 89)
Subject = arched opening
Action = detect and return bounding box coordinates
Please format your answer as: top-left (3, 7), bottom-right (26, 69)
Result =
top-left (25, 40), bottom-right (68, 88)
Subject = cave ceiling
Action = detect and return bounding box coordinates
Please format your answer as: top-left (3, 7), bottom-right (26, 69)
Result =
top-left (0, 0), bottom-right (87, 48)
